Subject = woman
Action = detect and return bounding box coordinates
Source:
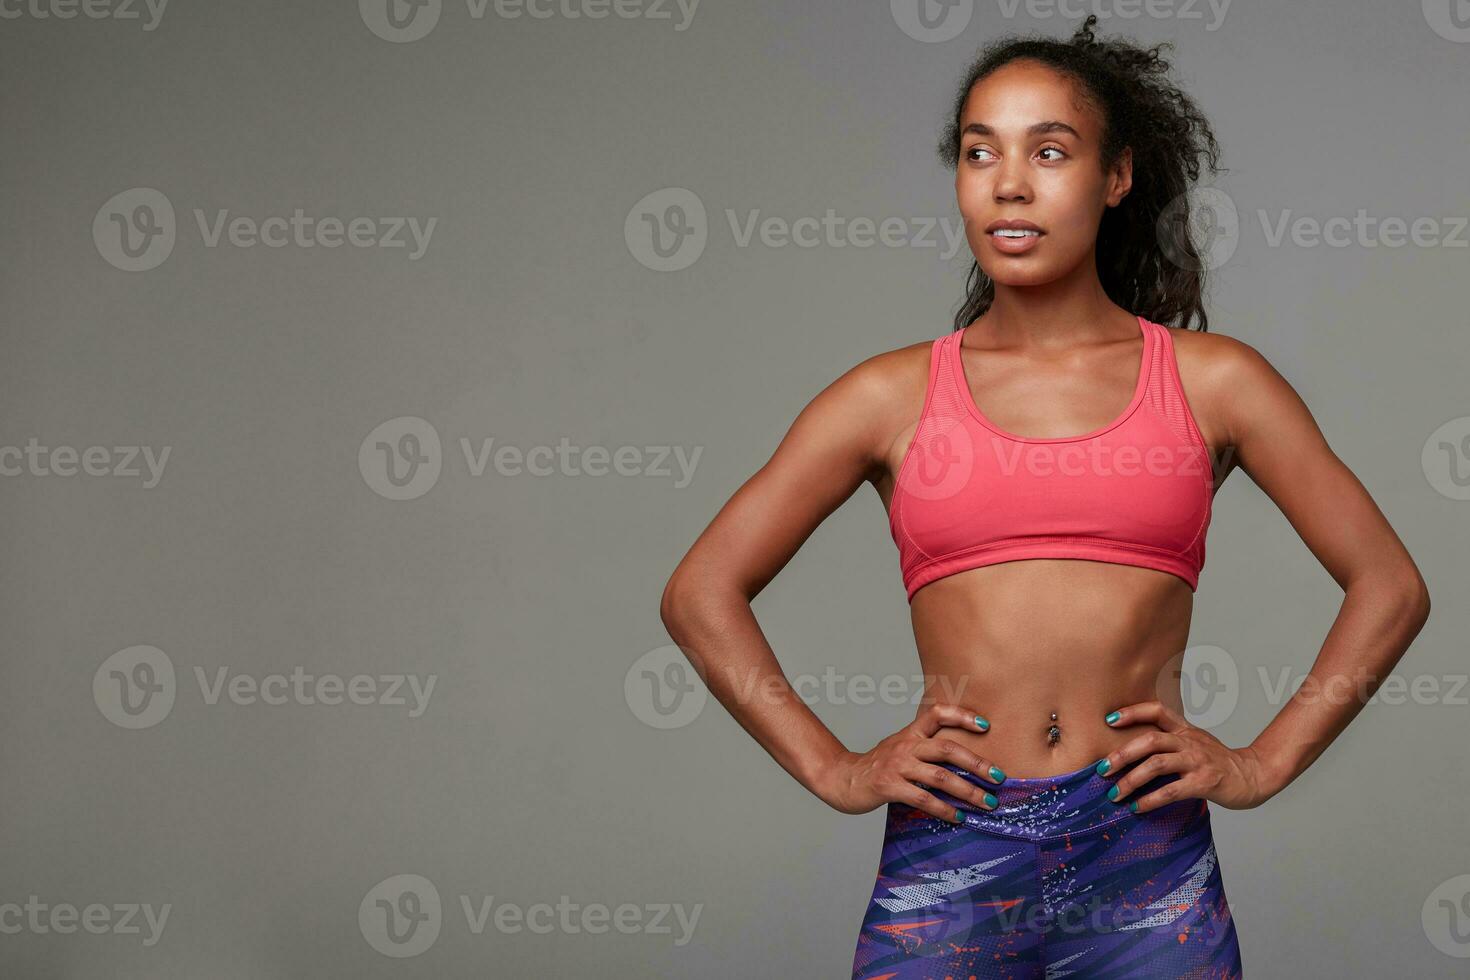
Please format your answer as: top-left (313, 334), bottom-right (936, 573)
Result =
top-left (659, 17), bottom-right (1430, 978)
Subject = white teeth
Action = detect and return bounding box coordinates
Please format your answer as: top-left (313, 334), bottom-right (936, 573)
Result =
top-left (992, 229), bottom-right (1040, 237)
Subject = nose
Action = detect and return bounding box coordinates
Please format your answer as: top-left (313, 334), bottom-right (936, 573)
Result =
top-left (992, 155), bottom-right (1032, 203)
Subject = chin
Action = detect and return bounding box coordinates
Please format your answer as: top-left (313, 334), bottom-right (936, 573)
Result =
top-left (981, 264), bottom-right (1063, 288)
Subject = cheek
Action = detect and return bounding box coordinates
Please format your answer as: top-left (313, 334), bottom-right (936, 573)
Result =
top-left (1044, 180), bottom-right (1107, 235)
top-left (955, 172), bottom-right (988, 214)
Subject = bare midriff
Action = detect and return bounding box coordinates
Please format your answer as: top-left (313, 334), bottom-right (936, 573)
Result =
top-left (909, 557), bottom-right (1194, 778)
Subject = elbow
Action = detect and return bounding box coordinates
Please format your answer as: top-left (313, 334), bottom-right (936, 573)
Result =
top-left (660, 565), bottom-right (709, 634)
top-left (1386, 562), bottom-right (1431, 632)
top-left (661, 565), bottom-right (742, 639)
top-left (659, 570), bottom-right (687, 632)
top-left (1408, 571), bottom-right (1431, 629)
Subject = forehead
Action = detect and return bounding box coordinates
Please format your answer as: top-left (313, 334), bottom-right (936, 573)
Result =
top-left (960, 60), bottom-right (1102, 138)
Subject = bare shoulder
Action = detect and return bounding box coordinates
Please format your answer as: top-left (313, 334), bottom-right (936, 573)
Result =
top-left (831, 334), bottom-right (937, 407)
top-left (1168, 324), bottom-right (1309, 451)
top-left (799, 333), bottom-right (940, 476)
top-left (1169, 324), bottom-right (1292, 395)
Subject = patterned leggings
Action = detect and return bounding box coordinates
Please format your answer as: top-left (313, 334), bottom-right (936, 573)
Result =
top-left (851, 759), bottom-right (1243, 978)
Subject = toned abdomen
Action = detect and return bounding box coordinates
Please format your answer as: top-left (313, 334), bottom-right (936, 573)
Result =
top-left (909, 558), bottom-right (1196, 777)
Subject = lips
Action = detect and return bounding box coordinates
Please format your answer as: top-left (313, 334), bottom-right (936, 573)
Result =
top-left (985, 220), bottom-right (1045, 254)
top-left (985, 219), bottom-right (1044, 236)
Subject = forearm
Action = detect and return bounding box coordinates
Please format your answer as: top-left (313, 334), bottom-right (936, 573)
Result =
top-left (1248, 565), bottom-right (1430, 798)
top-left (660, 577), bottom-right (848, 799)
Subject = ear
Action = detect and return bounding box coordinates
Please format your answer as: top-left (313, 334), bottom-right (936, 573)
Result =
top-left (1105, 146), bottom-right (1133, 207)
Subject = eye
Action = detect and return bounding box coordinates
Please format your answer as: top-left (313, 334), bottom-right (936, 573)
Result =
top-left (1038, 146), bottom-right (1067, 161)
top-left (966, 145), bottom-right (995, 162)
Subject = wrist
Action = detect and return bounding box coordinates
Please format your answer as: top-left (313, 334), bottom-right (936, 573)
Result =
top-left (1242, 743), bottom-right (1291, 802)
top-left (806, 749), bottom-right (857, 809)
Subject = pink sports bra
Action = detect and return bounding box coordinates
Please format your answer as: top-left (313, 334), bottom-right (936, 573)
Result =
top-left (888, 315), bottom-right (1215, 602)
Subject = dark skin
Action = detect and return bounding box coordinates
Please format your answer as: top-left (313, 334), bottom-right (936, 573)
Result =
top-left (660, 60), bottom-right (1430, 825)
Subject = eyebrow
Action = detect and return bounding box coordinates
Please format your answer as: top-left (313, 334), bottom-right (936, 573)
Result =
top-left (961, 120), bottom-right (1082, 139)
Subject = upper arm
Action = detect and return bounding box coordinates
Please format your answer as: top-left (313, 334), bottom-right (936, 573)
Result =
top-left (663, 346), bottom-right (922, 604)
top-left (1210, 335), bottom-right (1425, 595)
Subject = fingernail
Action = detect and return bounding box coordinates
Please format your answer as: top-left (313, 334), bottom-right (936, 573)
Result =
top-left (1105, 711), bottom-right (1121, 725)
top-left (1128, 801), bottom-right (1138, 813)
top-left (989, 766), bottom-right (1005, 783)
top-left (974, 715), bottom-right (990, 731)
top-left (954, 808), bottom-right (965, 823)
top-left (983, 793), bottom-right (998, 808)
top-left (1107, 785), bottom-right (1121, 802)
top-left (1094, 758), bottom-right (1111, 775)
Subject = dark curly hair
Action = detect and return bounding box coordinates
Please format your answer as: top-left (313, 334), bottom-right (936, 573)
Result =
top-left (939, 14), bottom-right (1224, 332)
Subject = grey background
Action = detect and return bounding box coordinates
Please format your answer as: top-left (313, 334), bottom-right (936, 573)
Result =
top-left (2, 0), bottom-right (1467, 976)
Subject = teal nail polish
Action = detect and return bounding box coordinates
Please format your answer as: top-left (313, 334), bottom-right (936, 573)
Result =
top-left (1107, 784), bottom-right (1120, 802)
top-left (989, 766), bottom-right (1006, 782)
top-left (1105, 711), bottom-right (1121, 725)
top-left (1128, 801), bottom-right (1138, 813)
top-left (983, 793), bottom-right (998, 808)
top-left (974, 715), bottom-right (990, 731)
top-left (1094, 758), bottom-right (1111, 775)
top-left (955, 808), bottom-right (965, 823)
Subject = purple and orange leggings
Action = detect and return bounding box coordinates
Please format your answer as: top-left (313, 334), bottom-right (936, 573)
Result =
top-left (851, 758), bottom-right (1243, 978)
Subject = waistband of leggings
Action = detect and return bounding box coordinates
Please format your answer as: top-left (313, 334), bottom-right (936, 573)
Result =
top-left (925, 757), bottom-right (1188, 841)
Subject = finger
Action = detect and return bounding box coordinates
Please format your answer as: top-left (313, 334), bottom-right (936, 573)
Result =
top-left (890, 780), bottom-right (972, 824)
top-left (1128, 772), bottom-right (1203, 814)
top-left (906, 762), bottom-right (999, 811)
top-left (1104, 699), bottom-right (1190, 733)
top-left (1094, 729), bottom-right (1184, 783)
top-left (1105, 751), bottom-right (1190, 806)
top-left (912, 738), bottom-right (1006, 786)
top-left (911, 702), bottom-right (991, 739)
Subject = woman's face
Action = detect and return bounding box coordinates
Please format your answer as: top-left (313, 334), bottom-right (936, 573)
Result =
top-left (954, 59), bottom-right (1131, 289)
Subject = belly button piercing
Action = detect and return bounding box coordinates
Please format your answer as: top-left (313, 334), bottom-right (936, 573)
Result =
top-left (1047, 711), bottom-right (1061, 746)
